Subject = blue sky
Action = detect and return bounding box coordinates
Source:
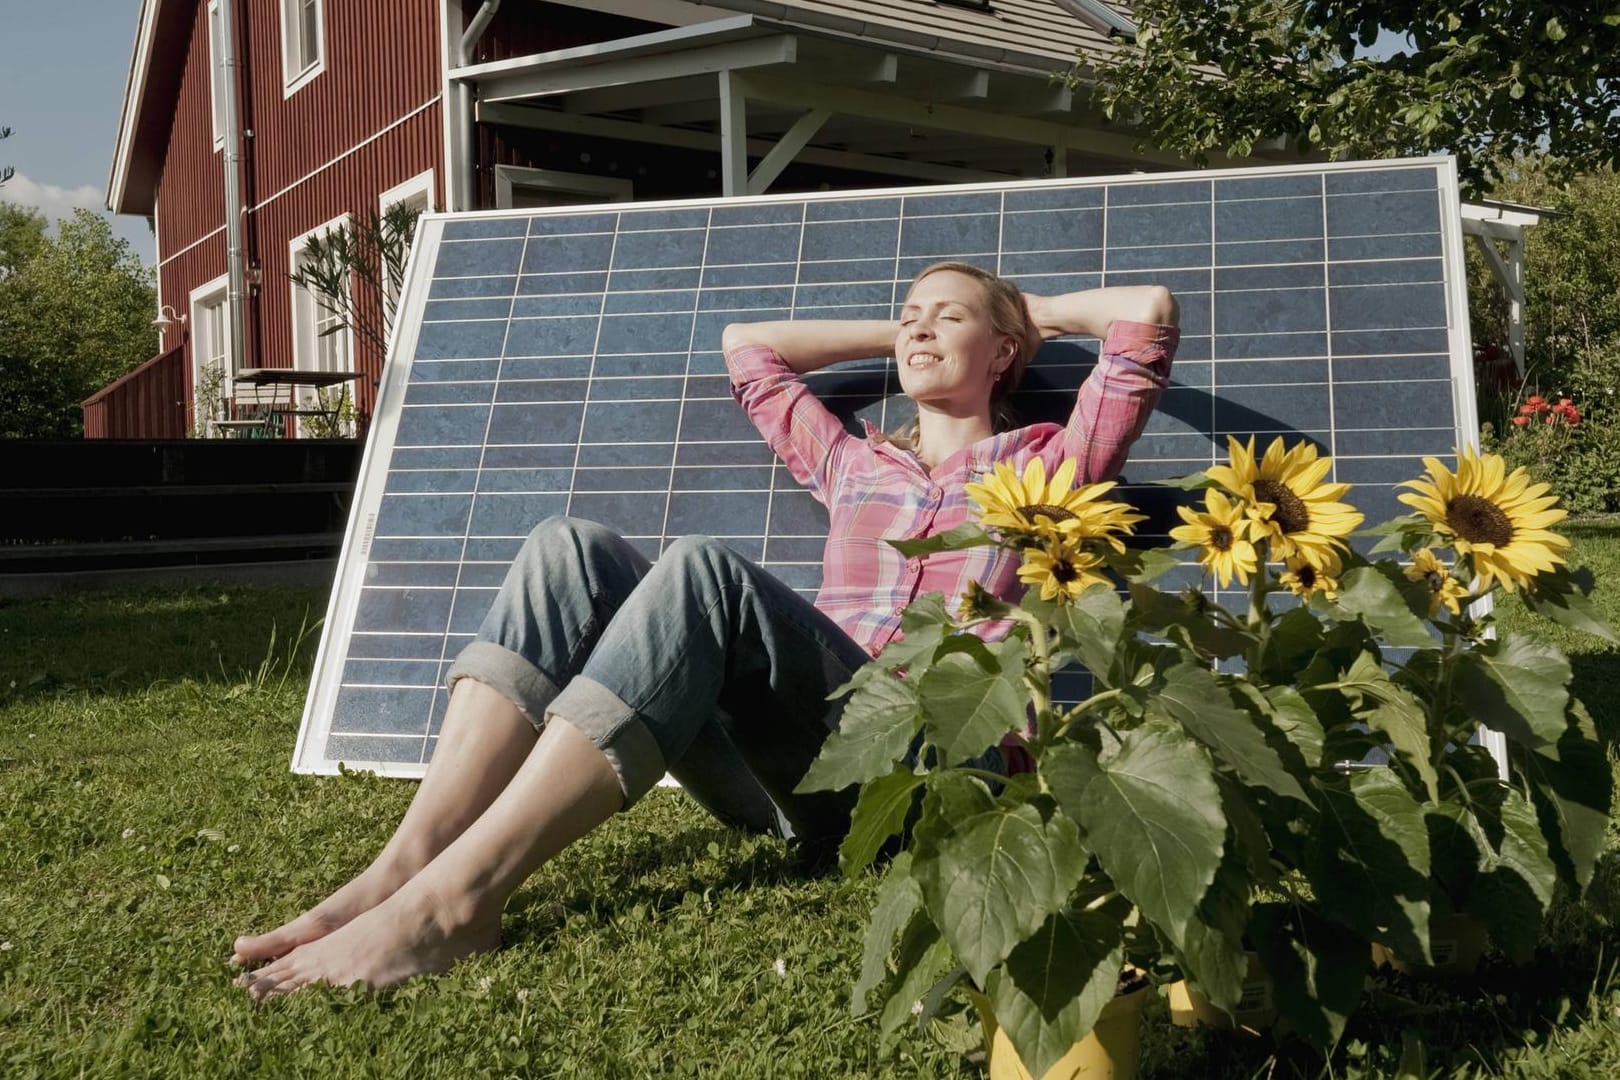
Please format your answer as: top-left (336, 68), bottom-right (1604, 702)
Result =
top-left (0, 1), bottom-right (157, 264)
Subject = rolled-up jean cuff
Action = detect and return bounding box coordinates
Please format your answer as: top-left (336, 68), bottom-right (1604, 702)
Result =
top-left (445, 641), bottom-right (561, 732)
top-left (545, 675), bottom-right (667, 808)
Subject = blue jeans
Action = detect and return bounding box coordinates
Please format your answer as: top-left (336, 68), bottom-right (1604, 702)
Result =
top-left (445, 516), bottom-right (873, 843)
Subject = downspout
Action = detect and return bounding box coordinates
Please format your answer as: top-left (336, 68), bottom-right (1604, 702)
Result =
top-left (236, 0), bottom-right (262, 374)
top-left (457, 0), bottom-right (502, 210)
top-left (218, 0), bottom-right (248, 378)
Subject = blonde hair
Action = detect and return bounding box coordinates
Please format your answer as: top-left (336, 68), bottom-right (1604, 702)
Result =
top-left (884, 261), bottom-right (1033, 450)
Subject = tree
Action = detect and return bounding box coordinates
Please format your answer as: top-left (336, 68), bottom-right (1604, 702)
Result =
top-left (0, 124), bottom-right (13, 187)
top-left (1088, 3), bottom-right (1620, 194)
top-left (0, 207), bottom-right (157, 438)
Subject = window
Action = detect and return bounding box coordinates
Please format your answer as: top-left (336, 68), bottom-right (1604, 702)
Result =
top-left (493, 166), bottom-right (632, 209)
top-left (280, 0), bottom-right (325, 95)
top-left (189, 275), bottom-right (232, 434)
top-left (378, 170), bottom-right (435, 318)
top-left (207, 1), bottom-right (226, 151)
top-left (289, 215), bottom-right (353, 378)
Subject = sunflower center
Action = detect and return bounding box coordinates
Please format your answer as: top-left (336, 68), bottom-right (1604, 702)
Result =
top-left (1294, 563), bottom-right (1319, 588)
top-left (1445, 494), bottom-right (1514, 547)
top-left (1051, 558), bottom-right (1079, 583)
top-left (1252, 480), bottom-right (1310, 534)
top-left (1424, 571), bottom-right (1446, 594)
top-left (1209, 525), bottom-right (1235, 552)
top-left (1020, 503), bottom-right (1076, 523)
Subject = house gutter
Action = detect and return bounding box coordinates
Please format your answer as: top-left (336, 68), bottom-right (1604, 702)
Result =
top-left (218, 0), bottom-right (249, 378)
top-left (456, 0), bottom-right (503, 209)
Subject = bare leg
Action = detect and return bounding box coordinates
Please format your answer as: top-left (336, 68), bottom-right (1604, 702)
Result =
top-left (239, 716), bottom-right (622, 999)
top-left (231, 679), bottom-right (539, 965)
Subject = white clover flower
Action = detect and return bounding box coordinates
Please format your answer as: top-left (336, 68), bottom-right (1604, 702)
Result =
top-left (121, 828), bottom-right (137, 840)
top-left (516, 989), bottom-right (531, 1003)
top-left (477, 975), bottom-right (494, 993)
top-left (773, 958), bottom-right (787, 978)
top-left (0, 941), bottom-right (12, 952)
top-left (910, 1000), bottom-right (924, 1016)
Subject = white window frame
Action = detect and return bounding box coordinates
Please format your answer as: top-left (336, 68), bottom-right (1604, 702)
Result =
top-left (189, 274), bottom-right (232, 433)
top-left (492, 165), bottom-right (633, 209)
top-left (207, 0), bottom-right (226, 152)
top-left (378, 169), bottom-right (435, 319)
top-left (279, 0), bottom-right (326, 97)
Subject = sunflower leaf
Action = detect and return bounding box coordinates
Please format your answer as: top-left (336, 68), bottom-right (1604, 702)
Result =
top-left (919, 638), bottom-right (1029, 761)
top-left (1516, 701), bottom-right (1612, 893)
top-left (1055, 586), bottom-right (1128, 686)
top-left (989, 900), bottom-right (1127, 1079)
top-left (877, 912), bottom-right (954, 1040)
top-left (839, 767), bottom-right (926, 875)
top-left (1314, 651), bottom-right (1440, 802)
top-left (797, 671), bottom-right (921, 793)
top-left (913, 802), bottom-right (1089, 985)
top-left (1152, 469), bottom-right (1218, 490)
top-left (1305, 769), bottom-right (1432, 965)
top-left (1522, 565), bottom-right (1619, 645)
top-left (1046, 724), bottom-right (1226, 952)
top-left (1318, 564), bottom-right (1434, 648)
top-left (1470, 785), bottom-right (1559, 963)
top-left (853, 852), bottom-right (921, 1015)
top-left (1250, 901), bottom-right (1366, 1053)
top-left (1147, 662), bottom-right (1310, 804)
top-left (1107, 546), bottom-right (1183, 583)
top-left (889, 524), bottom-right (996, 557)
top-left (1453, 633), bottom-right (1570, 750)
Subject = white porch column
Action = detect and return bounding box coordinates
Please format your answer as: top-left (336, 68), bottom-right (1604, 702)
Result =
top-left (718, 69), bottom-right (748, 197)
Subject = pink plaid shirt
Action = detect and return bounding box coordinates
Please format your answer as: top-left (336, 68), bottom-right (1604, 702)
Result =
top-left (725, 320), bottom-right (1179, 658)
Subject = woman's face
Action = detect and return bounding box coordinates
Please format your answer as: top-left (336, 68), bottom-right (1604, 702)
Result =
top-left (894, 270), bottom-right (1014, 411)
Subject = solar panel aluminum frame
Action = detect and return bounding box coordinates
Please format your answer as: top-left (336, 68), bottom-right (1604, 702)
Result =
top-left (293, 155), bottom-right (1483, 778)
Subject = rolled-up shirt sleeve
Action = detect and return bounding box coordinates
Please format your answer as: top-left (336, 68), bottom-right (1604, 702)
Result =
top-left (1061, 319), bottom-right (1179, 482)
top-left (724, 343), bottom-right (852, 503)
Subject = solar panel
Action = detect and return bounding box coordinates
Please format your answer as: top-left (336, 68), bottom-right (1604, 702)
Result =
top-left (293, 157), bottom-right (1475, 777)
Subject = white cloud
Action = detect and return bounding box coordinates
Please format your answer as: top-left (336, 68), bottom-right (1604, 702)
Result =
top-left (0, 171), bottom-right (107, 222)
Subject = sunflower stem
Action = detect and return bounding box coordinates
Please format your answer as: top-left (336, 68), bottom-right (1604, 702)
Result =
top-left (1054, 689), bottom-right (1127, 741)
top-left (1008, 609), bottom-right (1056, 746)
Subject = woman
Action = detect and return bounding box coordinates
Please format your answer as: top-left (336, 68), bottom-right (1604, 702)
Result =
top-left (232, 262), bottom-right (1178, 999)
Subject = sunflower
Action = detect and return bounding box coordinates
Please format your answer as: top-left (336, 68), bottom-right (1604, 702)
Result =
top-left (1168, 488), bottom-right (1258, 588)
top-left (1397, 448), bottom-right (1569, 592)
top-left (966, 456), bottom-right (1144, 548)
top-left (1279, 549), bottom-right (1342, 601)
top-left (1403, 547), bottom-right (1468, 617)
top-left (1205, 436), bottom-right (1363, 562)
top-left (1018, 536), bottom-right (1109, 603)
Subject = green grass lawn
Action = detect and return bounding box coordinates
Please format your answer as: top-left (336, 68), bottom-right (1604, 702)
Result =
top-left (2, 520), bottom-right (1619, 1078)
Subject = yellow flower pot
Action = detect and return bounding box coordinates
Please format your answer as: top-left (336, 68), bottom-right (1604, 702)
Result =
top-left (1371, 914), bottom-right (1489, 977)
top-left (968, 985), bottom-right (1151, 1080)
top-left (1166, 952), bottom-right (1276, 1034)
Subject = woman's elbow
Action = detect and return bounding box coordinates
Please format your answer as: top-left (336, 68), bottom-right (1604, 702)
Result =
top-left (1138, 285), bottom-right (1179, 328)
top-left (721, 322), bottom-right (756, 355)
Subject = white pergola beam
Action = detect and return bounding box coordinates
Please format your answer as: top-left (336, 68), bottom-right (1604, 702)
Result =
top-left (562, 77), bottom-right (715, 116)
top-left (731, 70), bottom-right (1190, 167)
top-left (746, 108), bottom-right (831, 195)
top-left (477, 102), bottom-right (1006, 185)
top-left (1470, 232), bottom-right (1528, 378)
top-left (476, 35), bottom-right (797, 105)
top-left (924, 67), bottom-right (989, 100)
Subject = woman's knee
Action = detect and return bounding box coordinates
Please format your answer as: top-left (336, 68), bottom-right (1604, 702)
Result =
top-left (658, 534), bottom-right (739, 584)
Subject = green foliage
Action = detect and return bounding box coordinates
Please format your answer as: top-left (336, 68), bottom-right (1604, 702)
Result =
top-left (805, 444), bottom-right (1615, 1072)
top-left (0, 205), bottom-right (156, 437)
top-left (1474, 166), bottom-right (1620, 514)
top-left (1090, 3), bottom-right (1620, 194)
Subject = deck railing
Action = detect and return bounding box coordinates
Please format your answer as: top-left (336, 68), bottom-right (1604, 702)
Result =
top-left (81, 345), bottom-right (188, 439)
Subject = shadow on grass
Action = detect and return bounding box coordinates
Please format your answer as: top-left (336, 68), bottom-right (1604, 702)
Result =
top-left (503, 822), bottom-right (824, 942)
top-left (0, 586), bottom-right (330, 700)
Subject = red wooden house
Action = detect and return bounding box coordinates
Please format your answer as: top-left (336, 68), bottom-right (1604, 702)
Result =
top-left (98, 0), bottom-right (1286, 438)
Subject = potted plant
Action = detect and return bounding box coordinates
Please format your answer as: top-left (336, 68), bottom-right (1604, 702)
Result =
top-left (799, 441), bottom-right (1614, 1072)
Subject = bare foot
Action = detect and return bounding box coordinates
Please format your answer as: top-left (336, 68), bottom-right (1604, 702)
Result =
top-left (231, 853), bottom-right (418, 967)
top-left (236, 878), bottom-right (500, 1000)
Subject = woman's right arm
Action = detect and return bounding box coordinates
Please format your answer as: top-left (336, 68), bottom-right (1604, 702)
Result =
top-left (720, 320), bottom-right (897, 373)
top-left (720, 320), bottom-right (894, 502)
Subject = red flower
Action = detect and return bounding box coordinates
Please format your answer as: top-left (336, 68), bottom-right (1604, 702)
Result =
top-left (1512, 415), bottom-right (1530, 427)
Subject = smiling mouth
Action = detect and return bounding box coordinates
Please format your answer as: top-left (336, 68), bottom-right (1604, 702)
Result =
top-left (906, 353), bottom-right (943, 368)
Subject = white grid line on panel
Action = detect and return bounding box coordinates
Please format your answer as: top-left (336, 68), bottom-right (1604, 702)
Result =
top-left (655, 207), bottom-right (715, 554)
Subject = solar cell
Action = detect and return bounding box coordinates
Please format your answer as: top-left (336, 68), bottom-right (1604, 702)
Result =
top-left (294, 157), bottom-right (1475, 776)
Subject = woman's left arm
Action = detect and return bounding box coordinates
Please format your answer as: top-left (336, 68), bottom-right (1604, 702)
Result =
top-left (1025, 285), bottom-right (1181, 483)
